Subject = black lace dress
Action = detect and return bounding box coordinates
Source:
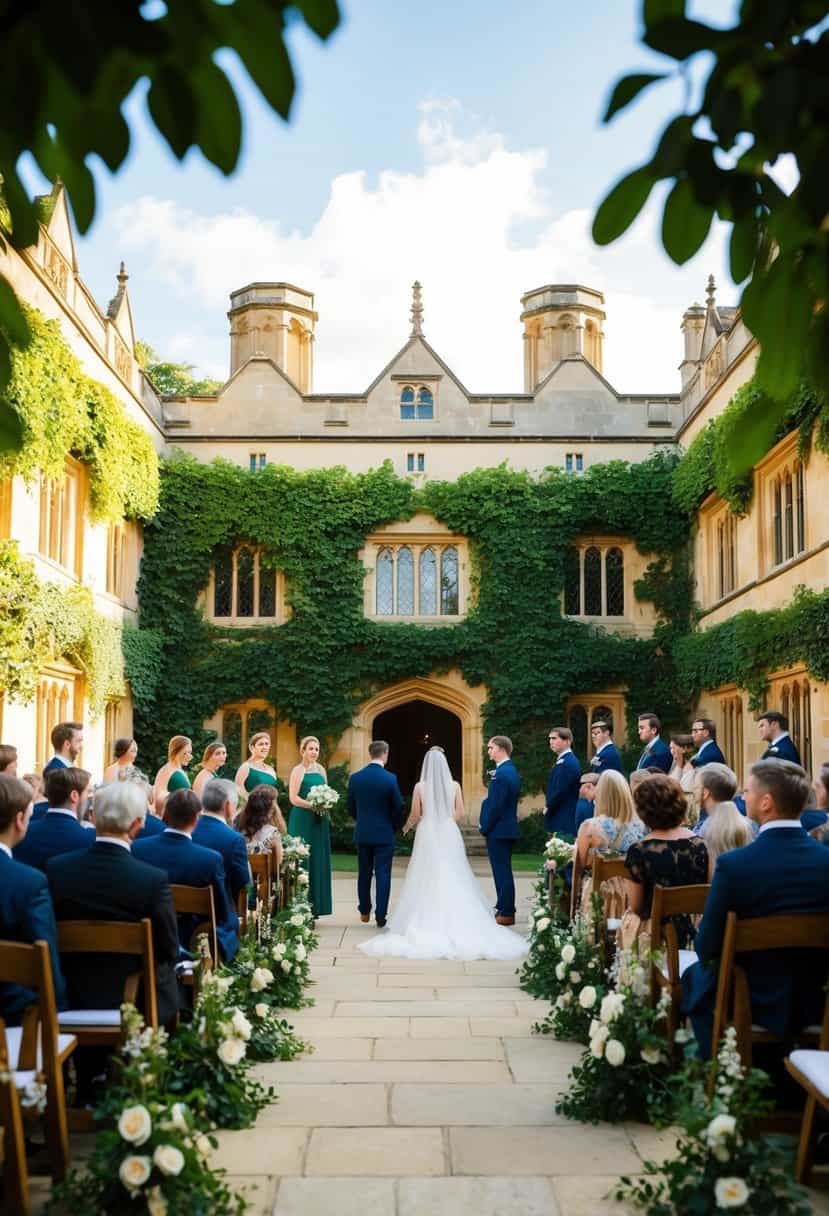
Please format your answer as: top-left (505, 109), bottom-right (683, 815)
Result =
top-left (624, 836), bottom-right (709, 947)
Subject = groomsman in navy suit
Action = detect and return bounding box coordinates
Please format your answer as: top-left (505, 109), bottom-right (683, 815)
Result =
top-left (758, 711), bottom-right (801, 764)
top-left (545, 727), bottom-right (582, 837)
top-left (634, 713), bottom-right (672, 773)
top-left (14, 767), bottom-right (94, 872)
top-left (479, 736), bottom-right (520, 925)
top-left (0, 775), bottom-right (66, 1023)
top-left (347, 740), bottom-right (404, 927)
top-left (588, 721), bottom-right (623, 776)
top-left (682, 759), bottom-right (829, 1058)
top-left (689, 718), bottom-right (726, 768)
top-left (42, 721), bottom-right (84, 776)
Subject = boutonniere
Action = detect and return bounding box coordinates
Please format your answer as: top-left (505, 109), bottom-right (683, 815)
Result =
top-left (487, 768), bottom-right (497, 780)
top-left (768, 746), bottom-right (779, 755)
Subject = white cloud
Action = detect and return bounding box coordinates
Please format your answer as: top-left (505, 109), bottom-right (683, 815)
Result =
top-left (113, 100), bottom-right (731, 394)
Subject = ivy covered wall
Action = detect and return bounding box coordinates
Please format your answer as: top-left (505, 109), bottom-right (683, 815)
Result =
top-left (132, 452), bottom-right (694, 790)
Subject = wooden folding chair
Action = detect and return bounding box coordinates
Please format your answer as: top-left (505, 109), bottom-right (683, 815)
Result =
top-left (649, 883), bottom-right (709, 1048)
top-left (171, 885), bottom-right (218, 986)
top-left (281, 856), bottom-right (300, 909)
top-left (786, 991), bottom-right (829, 1182)
top-left (711, 911), bottom-right (829, 1071)
top-left (0, 1018), bottom-right (29, 1216)
top-left (0, 940), bottom-right (76, 1183)
top-left (236, 887), bottom-right (248, 933)
top-left (57, 919), bottom-right (158, 1045)
top-left (249, 852), bottom-right (273, 913)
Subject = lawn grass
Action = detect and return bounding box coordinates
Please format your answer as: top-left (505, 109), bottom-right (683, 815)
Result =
top-left (332, 852), bottom-right (541, 873)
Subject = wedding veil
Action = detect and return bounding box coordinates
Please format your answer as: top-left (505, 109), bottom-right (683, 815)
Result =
top-left (419, 746), bottom-right (455, 821)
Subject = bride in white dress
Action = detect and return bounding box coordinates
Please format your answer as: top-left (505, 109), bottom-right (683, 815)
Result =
top-left (359, 746), bottom-right (528, 961)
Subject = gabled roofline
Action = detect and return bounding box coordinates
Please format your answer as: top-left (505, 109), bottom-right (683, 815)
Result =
top-left (362, 335), bottom-right (472, 397)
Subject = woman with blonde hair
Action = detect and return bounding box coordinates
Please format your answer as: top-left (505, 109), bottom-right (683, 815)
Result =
top-left (288, 735), bottom-right (332, 917)
top-left (573, 769), bottom-right (646, 918)
top-left (153, 735), bottom-right (192, 808)
top-left (193, 740), bottom-right (228, 798)
top-left (235, 731), bottom-right (277, 796)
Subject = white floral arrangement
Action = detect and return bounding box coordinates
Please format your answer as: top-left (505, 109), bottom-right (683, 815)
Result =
top-left (306, 783), bottom-right (339, 815)
top-left (544, 833), bottom-right (575, 871)
top-left (282, 833), bottom-right (311, 860)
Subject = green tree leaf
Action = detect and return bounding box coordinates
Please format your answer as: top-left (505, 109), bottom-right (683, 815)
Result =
top-left (729, 213), bottom-right (758, 284)
top-left (602, 72), bottom-right (667, 123)
top-left (661, 178), bottom-right (713, 264)
top-left (193, 62), bottom-right (243, 176)
top-left (742, 256), bottom-right (812, 399)
top-left (592, 167), bottom-right (655, 246)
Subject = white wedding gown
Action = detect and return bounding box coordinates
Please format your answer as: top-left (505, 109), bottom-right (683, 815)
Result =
top-left (359, 749), bottom-right (528, 961)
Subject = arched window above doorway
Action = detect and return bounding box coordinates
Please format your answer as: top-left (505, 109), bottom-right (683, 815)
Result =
top-left (363, 518), bottom-right (469, 622)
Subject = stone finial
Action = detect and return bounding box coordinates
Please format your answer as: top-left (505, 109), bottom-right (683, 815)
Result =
top-left (117, 260), bottom-right (129, 284)
top-left (706, 274), bottom-right (716, 309)
top-left (410, 280), bottom-right (424, 337)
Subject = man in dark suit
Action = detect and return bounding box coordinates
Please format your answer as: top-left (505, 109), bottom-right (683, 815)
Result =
top-left (42, 721), bottom-right (84, 776)
top-left (545, 726), bottom-right (582, 837)
top-left (682, 759), bottom-right (829, 1058)
top-left (758, 711), bottom-right (801, 764)
top-left (588, 721), bottom-right (623, 776)
top-left (14, 767), bottom-right (94, 872)
top-left (133, 789), bottom-right (239, 963)
top-left (479, 735), bottom-right (521, 926)
top-left (635, 713), bottom-right (672, 773)
top-left (47, 780), bottom-right (180, 1027)
top-left (193, 778), bottom-right (251, 907)
top-left (0, 775), bottom-right (66, 1023)
top-left (347, 740), bottom-right (404, 928)
top-left (574, 772), bottom-right (599, 832)
top-left (690, 717), bottom-right (726, 768)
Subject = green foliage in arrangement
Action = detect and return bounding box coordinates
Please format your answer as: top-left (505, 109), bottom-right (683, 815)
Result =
top-left (675, 586), bottom-right (829, 712)
top-left (0, 540), bottom-right (125, 713)
top-left (673, 377), bottom-right (829, 516)
top-left (131, 451), bottom-right (693, 789)
top-left (0, 307), bottom-right (159, 521)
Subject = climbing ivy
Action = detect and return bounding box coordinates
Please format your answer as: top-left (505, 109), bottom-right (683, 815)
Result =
top-left (0, 306), bottom-right (159, 521)
top-left (132, 452), bottom-right (693, 791)
top-left (673, 377), bottom-right (828, 517)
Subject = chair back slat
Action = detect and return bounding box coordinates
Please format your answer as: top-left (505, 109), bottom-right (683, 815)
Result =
top-left (0, 1017), bottom-right (29, 1214)
top-left (650, 883), bottom-right (710, 950)
top-left (171, 884), bottom-right (218, 966)
top-left (57, 919), bottom-right (158, 1029)
top-left (592, 854), bottom-right (628, 886)
top-left (734, 914), bottom-right (829, 953)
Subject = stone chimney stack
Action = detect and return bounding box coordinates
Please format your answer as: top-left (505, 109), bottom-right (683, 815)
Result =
top-left (228, 282), bottom-right (317, 391)
top-left (680, 302), bottom-right (706, 388)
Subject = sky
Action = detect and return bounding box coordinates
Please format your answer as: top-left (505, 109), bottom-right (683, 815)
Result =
top-left (32, 0), bottom-right (790, 395)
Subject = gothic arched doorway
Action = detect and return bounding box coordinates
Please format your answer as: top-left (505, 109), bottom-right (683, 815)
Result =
top-left (372, 699), bottom-right (462, 797)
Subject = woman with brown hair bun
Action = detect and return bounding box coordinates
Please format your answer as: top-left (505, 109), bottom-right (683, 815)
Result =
top-left (237, 784), bottom-right (284, 871)
top-left (193, 740), bottom-right (228, 798)
top-left (103, 738), bottom-right (138, 784)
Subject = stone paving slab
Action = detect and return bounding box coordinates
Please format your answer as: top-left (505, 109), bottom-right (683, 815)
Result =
top-left (398, 1175), bottom-right (559, 1216)
top-left (378, 972), bottom-right (522, 988)
top-left (504, 1037), bottom-right (583, 1082)
top-left (335, 1000), bottom-right (519, 1017)
top-left (211, 1127), bottom-right (308, 1174)
top-left (549, 1175), bottom-right (631, 1215)
top-left (409, 1016), bottom-right (472, 1037)
top-left (256, 1082), bottom-right (388, 1126)
top-left (305, 1127), bottom-right (446, 1176)
top-left (259, 1059), bottom-right (512, 1084)
top-left (449, 1126), bottom-right (642, 1176)
top-left (392, 1083), bottom-right (560, 1126)
top-left (374, 1036), bottom-right (504, 1060)
top-left (302, 1037), bottom-right (374, 1059)
top-left (287, 1015), bottom-right (412, 1038)
top-left (273, 1177), bottom-right (396, 1215)
top-left (225, 1176), bottom-right (279, 1216)
top-left (470, 1017), bottom-right (537, 1037)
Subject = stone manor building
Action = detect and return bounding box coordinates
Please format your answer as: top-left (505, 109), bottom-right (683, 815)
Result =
top-left (2, 185), bottom-right (827, 813)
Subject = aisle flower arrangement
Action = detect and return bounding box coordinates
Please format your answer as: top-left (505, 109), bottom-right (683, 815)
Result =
top-left (533, 917), bottom-right (606, 1043)
top-left (227, 909), bottom-right (310, 1057)
top-left (519, 864), bottom-right (572, 1000)
top-left (616, 1027), bottom-right (812, 1214)
top-left (270, 895), bottom-right (319, 1008)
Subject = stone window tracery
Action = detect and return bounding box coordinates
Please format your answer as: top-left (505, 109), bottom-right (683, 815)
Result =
top-left (369, 538), bottom-right (465, 621)
top-left (564, 543), bottom-right (625, 619)
top-left (769, 458), bottom-right (805, 569)
top-left (209, 546), bottom-right (282, 624)
top-left (400, 385), bottom-right (435, 420)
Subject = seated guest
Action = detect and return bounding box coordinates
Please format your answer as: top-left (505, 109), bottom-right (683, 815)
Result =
top-left (635, 713), bottom-right (673, 773)
top-left (237, 783), bottom-right (284, 871)
top-left (758, 711), bottom-right (801, 764)
top-left (102, 737), bottom-right (138, 784)
top-left (14, 767), bottom-right (94, 872)
top-left (43, 721), bottom-right (84, 775)
top-left (682, 759), bottom-right (829, 1059)
top-left (193, 778), bottom-right (251, 905)
top-left (668, 733), bottom-right (696, 796)
top-left (47, 781), bottom-right (180, 1026)
top-left (134, 789), bottom-right (239, 962)
top-left (0, 775), bottom-right (66, 1022)
top-left (118, 767), bottom-right (165, 838)
top-left (0, 745), bottom-right (18, 776)
top-left (625, 774), bottom-right (709, 947)
top-left (574, 771), bottom-right (645, 919)
top-left (693, 763), bottom-right (753, 879)
top-left (629, 769), bottom-right (654, 795)
top-left (588, 720), bottom-right (623, 775)
top-left (574, 772), bottom-right (599, 832)
top-left (803, 764), bottom-right (829, 836)
top-left (545, 726), bottom-right (582, 836)
top-left (690, 717), bottom-right (726, 768)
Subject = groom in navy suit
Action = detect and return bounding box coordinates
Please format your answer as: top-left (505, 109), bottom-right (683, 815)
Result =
top-left (479, 735), bottom-right (520, 926)
top-left (347, 740), bottom-right (404, 927)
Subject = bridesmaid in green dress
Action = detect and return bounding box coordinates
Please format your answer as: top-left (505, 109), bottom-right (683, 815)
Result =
top-left (234, 732), bottom-right (287, 831)
top-left (288, 735), bottom-right (333, 917)
top-left (153, 735), bottom-right (193, 814)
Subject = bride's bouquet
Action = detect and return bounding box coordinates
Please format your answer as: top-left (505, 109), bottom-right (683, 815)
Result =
top-left (306, 784), bottom-right (339, 816)
top-left (544, 834), bottom-right (575, 872)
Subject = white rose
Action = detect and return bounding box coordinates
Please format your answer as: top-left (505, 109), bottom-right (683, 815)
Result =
top-left (272, 943), bottom-right (287, 958)
top-left (119, 1154), bottom-right (151, 1190)
top-left (166, 1102), bottom-right (189, 1133)
top-left (555, 962), bottom-right (567, 981)
top-left (213, 976), bottom-right (232, 995)
top-left (294, 943), bottom-right (307, 962)
top-left (590, 1034), bottom-right (606, 1059)
top-left (535, 917), bottom-right (551, 933)
top-left (640, 1045), bottom-right (663, 1065)
top-left (605, 1038), bottom-right (626, 1067)
top-left (254, 1003), bottom-right (268, 1019)
top-left (153, 1144), bottom-right (185, 1177)
top-left (561, 943), bottom-right (576, 963)
top-left (231, 1010), bottom-right (252, 1041)
top-left (600, 992), bottom-right (625, 1024)
top-left (297, 870), bottom-right (309, 884)
top-left (217, 1036), bottom-right (247, 1066)
top-left (250, 967), bottom-right (274, 992)
top-left (569, 971), bottom-right (581, 985)
top-left (147, 1186), bottom-right (168, 1216)
top-left (537, 944), bottom-right (545, 953)
top-left (578, 986), bottom-right (597, 1009)
top-left (281, 960), bottom-right (292, 973)
top-left (118, 1104), bottom-right (152, 1146)
top-left (590, 1023), bottom-right (610, 1047)
top-left (196, 1134), bottom-right (213, 1160)
top-left (291, 914), bottom-right (304, 927)
top-left (714, 1177), bottom-right (750, 1209)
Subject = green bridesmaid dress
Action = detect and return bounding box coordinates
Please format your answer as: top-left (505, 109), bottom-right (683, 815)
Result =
top-left (167, 768), bottom-right (190, 792)
top-left (244, 766), bottom-right (277, 793)
top-left (288, 770), bottom-right (333, 917)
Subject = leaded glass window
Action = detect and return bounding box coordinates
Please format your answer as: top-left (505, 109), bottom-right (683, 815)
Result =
top-left (213, 545), bottom-right (233, 617)
top-left (236, 547), bottom-right (255, 616)
top-left (416, 387), bottom-right (434, 419)
top-left (584, 546), bottom-right (602, 615)
top-left (259, 562), bottom-right (276, 617)
top-left (564, 547), bottom-right (580, 615)
top-left (376, 548), bottom-right (394, 614)
top-left (397, 547), bottom-right (414, 615)
top-left (784, 472), bottom-right (794, 560)
top-left (400, 386), bottom-right (415, 419)
top-left (796, 463), bottom-right (805, 553)
top-left (605, 547), bottom-right (624, 616)
top-left (440, 546), bottom-right (459, 615)
top-left (419, 547), bottom-right (437, 615)
top-left (772, 479), bottom-right (783, 566)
